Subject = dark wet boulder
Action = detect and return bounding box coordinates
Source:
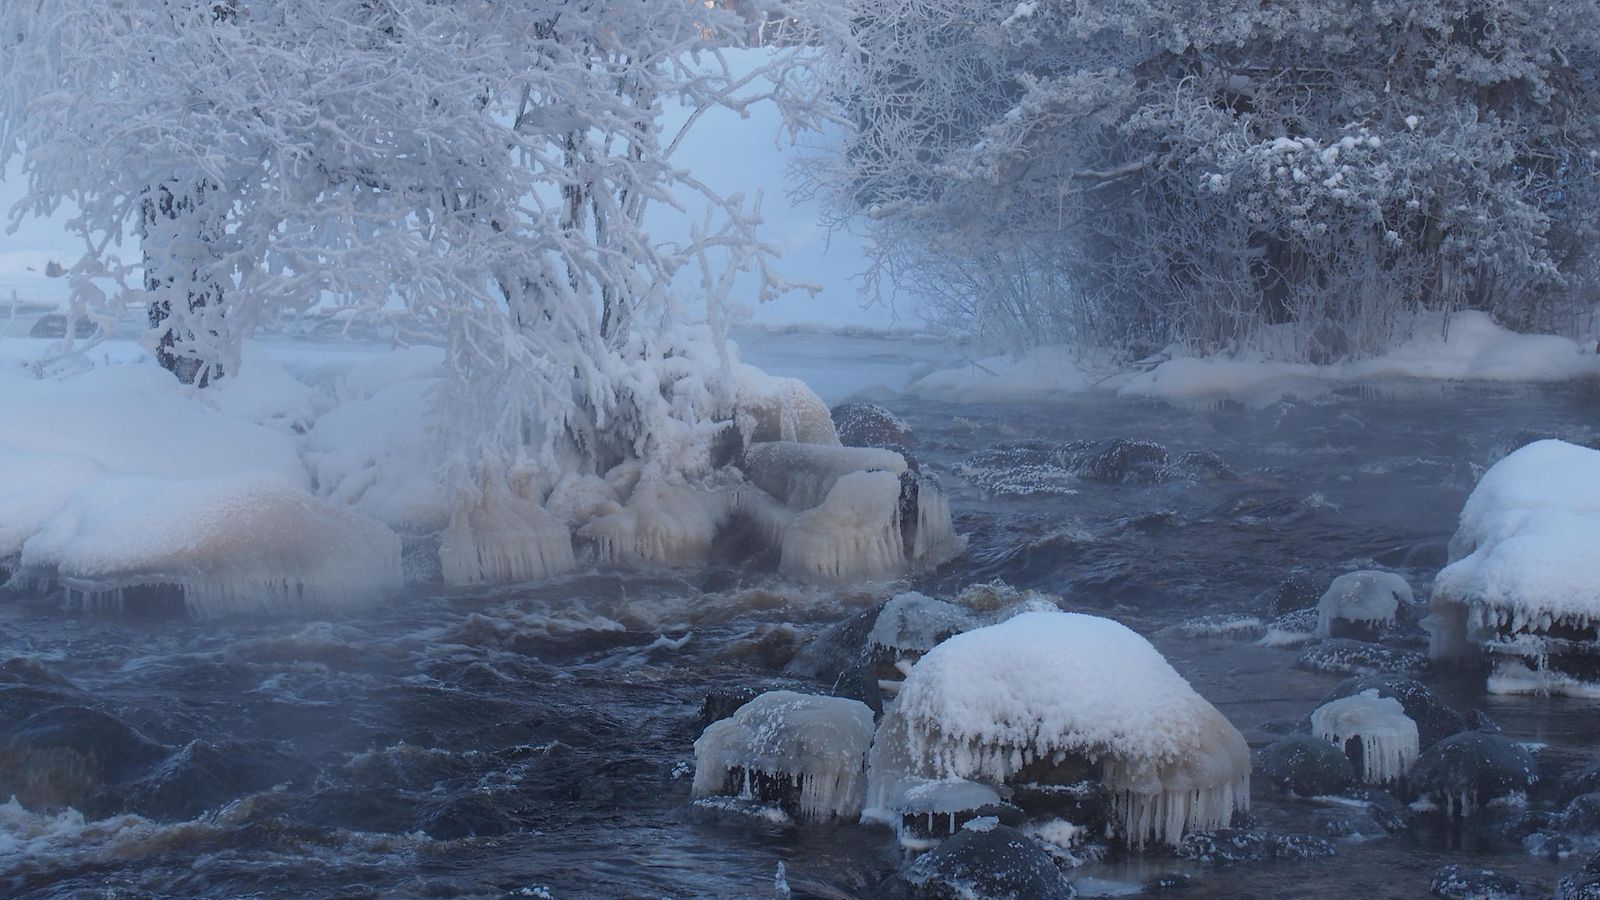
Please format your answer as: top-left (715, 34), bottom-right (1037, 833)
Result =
top-left (1161, 449), bottom-right (1236, 482)
top-left (1411, 732), bottom-right (1537, 816)
top-left (1315, 787), bottom-right (1413, 837)
top-left (0, 705), bottom-right (165, 810)
top-left (1565, 793), bottom-right (1600, 833)
top-left (1258, 735), bottom-right (1355, 796)
top-left (899, 823), bottom-right (1076, 899)
top-left (1570, 763), bottom-right (1600, 800)
top-left (1296, 639), bottom-right (1425, 677)
top-left (128, 739), bottom-right (299, 820)
top-left (831, 402), bottom-right (916, 449)
top-left (1176, 828), bottom-right (1335, 864)
top-left (1267, 572), bottom-right (1324, 615)
top-left (1429, 864), bottom-right (1523, 899)
top-left (28, 313), bottom-right (99, 339)
top-left (699, 687), bottom-right (761, 731)
top-left (959, 438), bottom-right (1170, 495)
top-left (1560, 853), bottom-right (1600, 900)
top-left (417, 792), bottom-right (516, 839)
top-left (784, 604), bottom-right (880, 682)
top-left (1072, 438), bottom-right (1170, 484)
top-left (830, 664), bottom-right (884, 719)
top-left (1328, 677), bottom-right (1467, 749)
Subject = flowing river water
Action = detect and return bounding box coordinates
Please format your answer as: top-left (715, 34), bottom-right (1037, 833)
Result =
top-left (5, 334), bottom-right (1600, 898)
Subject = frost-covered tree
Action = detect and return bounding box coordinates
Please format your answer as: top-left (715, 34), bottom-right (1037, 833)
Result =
top-left (814, 0), bottom-right (1600, 360)
top-left (3, 1), bottom-right (963, 590)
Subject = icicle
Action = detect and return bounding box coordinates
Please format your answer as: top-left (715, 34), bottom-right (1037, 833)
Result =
top-left (578, 479), bottom-right (733, 568)
top-left (779, 471), bottom-right (906, 583)
top-left (910, 476), bottom-right (964, 567)
top-left (1311, 691), bottom-right (1418, 785)
top-left (440, 483), bottom-right (575, 586)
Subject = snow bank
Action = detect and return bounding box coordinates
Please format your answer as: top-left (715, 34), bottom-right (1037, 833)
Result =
top-left (303, 377), bottom-right (449, 532)
top-left (907, 312), bottom-right (1600, 405)
top-left (1310, 691), bottom-right (1418, 785)
top-left (18, 472), bottom-right (401, 617)
top-left (693, 690), bottom-right (875, 821)
top-left (883, 611), bottom-right (1249, 847)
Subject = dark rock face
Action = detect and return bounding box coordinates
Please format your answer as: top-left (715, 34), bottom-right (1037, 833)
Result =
top-left (900, 824), bottom-right (1076, 900)
top-left (1429, 864), bottom-right (1524, 899)
top-left (1411, 732), bottom-right (1537, 815)
top-left (1258, 735), bottom-right (1355, 796)
top-left (829, 665), bottom-right (884, 719)
top-left (1296, 639), bottom-right (1426, 677)
top-left (0, 705), bottom-right (165, 811)
top-left (1162, 449), bottom-right (1236, 482)
top-left (698, 687), bottom-right (760, 731)
top-left (28, 313), bottom-right (99, 339)
top-left (1176, 828), bottom-right (1336, 864)
top-left (783, 605), bottom-right (881, 682)
top-left (1565, 793), bottom-right (1600, 833)
top-left (831, 402), bottom-right (916, 449)
top-left (1328, 677), bottom-right (1467, 749)
top-left (1268, 572), bottom-right (1324, 615)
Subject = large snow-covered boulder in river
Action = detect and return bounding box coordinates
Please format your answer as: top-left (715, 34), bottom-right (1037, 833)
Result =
top-left (1427, 440), bottom-right (1600, 695)
top-left (867, 611), bottom-right (1250, 848)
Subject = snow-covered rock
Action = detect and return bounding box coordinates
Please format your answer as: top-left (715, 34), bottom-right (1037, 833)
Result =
top-left (1316, 571), bottom-right (1410, 640)
top-left (1428, 440), bottom-right (1600, 695)
top-left (875, 611), bottom-right (1249, 847)
top-left (692, 690), bottom-right (875, 822)
top-left (18, 472), bottom-right (402, 618)
top-left (1310, 690), bottom-right (1419, 785)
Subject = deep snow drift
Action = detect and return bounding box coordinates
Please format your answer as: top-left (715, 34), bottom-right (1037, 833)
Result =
top-left (1427, 440), bottom-right (1600, 696)
top-left (876, 610), bottom-right (1250, 848)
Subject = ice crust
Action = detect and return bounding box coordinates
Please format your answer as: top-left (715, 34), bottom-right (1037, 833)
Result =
top-left (1316, 571), bottom-right (1410, 637)
top-left (1429, 441), bottom-right (1600, 672)
top-left (693, 690), bottom-right (875, 821)
top-left (882, 611), bottom-right (1250, 847)
top-left (1310, 690), bottom-right (1419, 785)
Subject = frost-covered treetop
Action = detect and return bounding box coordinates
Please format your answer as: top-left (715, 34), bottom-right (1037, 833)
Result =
top-left (895, 611), bottom-right (1229, 768)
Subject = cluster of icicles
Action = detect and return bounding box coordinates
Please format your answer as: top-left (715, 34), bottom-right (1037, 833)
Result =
top-left (1310, 691), bottom-right (1419, 786)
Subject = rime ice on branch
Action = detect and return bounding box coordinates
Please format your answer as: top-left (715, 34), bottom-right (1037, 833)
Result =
top-left (870, 611), bottom-right (1249, 848)
top-left (1427, 440), bottom-right (1600, 696)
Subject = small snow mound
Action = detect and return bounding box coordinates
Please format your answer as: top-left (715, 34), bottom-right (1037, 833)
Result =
top-left (19, 472), bottom-right (401, 618)
top-left (887, 611), bottom-right (1249, 847)
top-left (1310, 690), bottom-right (1419, 785)
top-left (693, 690), bottom-right (874, 822)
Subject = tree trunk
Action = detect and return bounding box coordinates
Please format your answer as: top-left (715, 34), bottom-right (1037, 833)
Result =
top-left (141, 182), bottom-right (225, 387)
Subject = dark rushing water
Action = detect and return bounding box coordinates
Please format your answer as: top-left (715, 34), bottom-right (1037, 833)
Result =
top-left (6, 371), bottom-right (1600, 899)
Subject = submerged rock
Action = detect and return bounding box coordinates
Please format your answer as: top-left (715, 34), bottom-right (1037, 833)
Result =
top-left (899, 823), bottom-right (1076, 900)
top-left (1296, 639), bottom-right (1426, 677)
top-left (1561, 853), bottom-right (1600, 900)
top-left (0, 705), bottom-right (165, 810)
top-left (1176, 828), bottom-right (1336, 865)
top-left (128, 738), bottom-right (298, 820)
top-left (1429, 864), bottom-right (1524, 899)
top-left (1258, 735), bottom-right (1355, 796)
top-left (417, 792), bottom-right (516, 839)
top-left (1410, 732), bottom-right (1537, 816)
top-left (959, 437), bottom-right (1172, 495)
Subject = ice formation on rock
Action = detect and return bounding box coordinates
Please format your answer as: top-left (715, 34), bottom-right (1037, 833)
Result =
top-left (779, 471), bottom-right (906, 583)
top-left (1427, 440), bottom-right (1600, 694)
top-left (692, 690), bottom-right (875, 822)
top-left (867, 592), bottom-right (979, 660)
top-left (17, 473), bottom-right (402, 618)
top-left (440, 482), bottom-right (575, 585)
top-left (733, 365), bottom-right (841, 446)
top-left (743, 441), bottom-right (904, 509)
top-left (1315, 571), bottom-right (1410, 639)
top-left (875, 611), bottom-right (1250, 847)
top-left (1310, 690), bottom-right (1419, 785)
top-left (577, 478), bottom-right (729, 569)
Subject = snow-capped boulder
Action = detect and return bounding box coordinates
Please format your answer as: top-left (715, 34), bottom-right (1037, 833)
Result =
top-left (1327, 677), bottom-right (1466, 750)
top-left (872, 611), bottom-right (1249, 848)
top-left (899, 822), bottom-right (1077, 900)
top-left (1310, 690), bottom-right (1419, 785)
top-left (1316, 571), bottom-right (1411, 641)
top-left (692, 691), bottom-right (874, 822)
top-left (830, 402), bottom-right (916, 450)
top-left (1428, 440), bottom-right (1600, 695)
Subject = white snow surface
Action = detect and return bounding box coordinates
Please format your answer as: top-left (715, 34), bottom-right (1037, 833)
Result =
top-left (907, 312), bottom-right (1600, 405)
top-left (1310, 690), bottom-right (1419, 785)
top-left (693, 690), bottom-right (875, 822)
top-left (890, 610), bottom-right (1249, 846)
top-left (1432, 440), bottom-right (1600, 630)
top-left (1315, 570), bottom-right (1410, 637)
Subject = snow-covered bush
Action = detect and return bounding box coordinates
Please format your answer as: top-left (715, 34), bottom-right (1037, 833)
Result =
top-left (868, 611), bottom-right (1249, 848)
top-left (1428, 439), bottom-right (1600, 696)
top-left (812, 0), bottom-right (1600, 360)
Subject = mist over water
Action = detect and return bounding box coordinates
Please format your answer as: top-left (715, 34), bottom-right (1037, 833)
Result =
top-left (6, 337), bottom-right (1600, 898)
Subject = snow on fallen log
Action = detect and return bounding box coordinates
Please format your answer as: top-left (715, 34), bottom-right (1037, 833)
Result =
top-left (876, 610), bottom-right (1250, 848)
top-left (1427, 440), bottom-right (1600, 694)
top-left (17, 473), bottom-right (401, 618)
top-left (693, 690), bottom-right (875, 822)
